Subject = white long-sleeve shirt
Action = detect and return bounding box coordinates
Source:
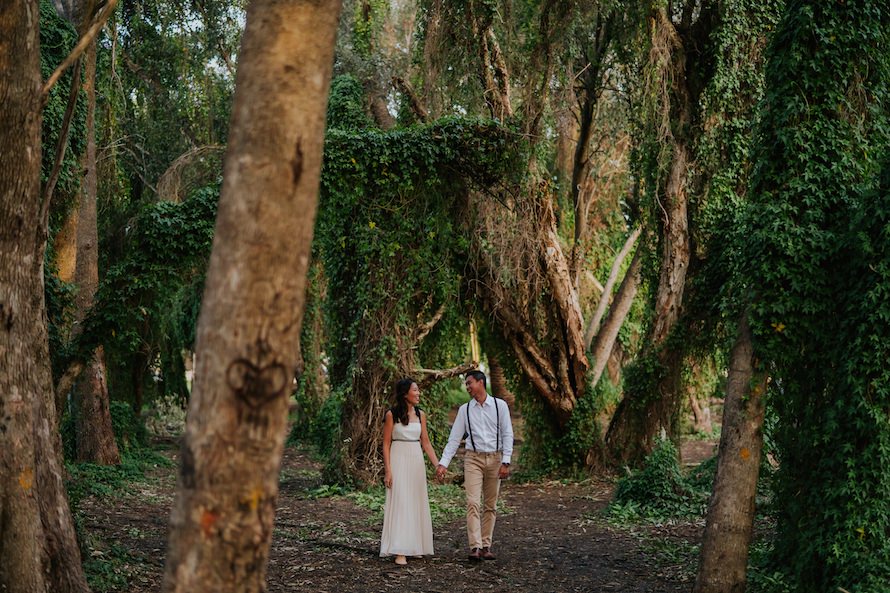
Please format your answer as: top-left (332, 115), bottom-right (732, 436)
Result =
top-left (439, 393), bottom-right (513, 468)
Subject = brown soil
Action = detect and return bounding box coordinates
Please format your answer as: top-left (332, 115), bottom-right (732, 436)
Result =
top-left (77, 444), bottom-right (703, 593)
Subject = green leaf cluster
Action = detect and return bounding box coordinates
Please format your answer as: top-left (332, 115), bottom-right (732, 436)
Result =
top-left (59, 187), bottom-right (218, 407)
top-left (608, 436), bottom-right (706, 520)
top-left (39, 0), bottom-right (86, 223)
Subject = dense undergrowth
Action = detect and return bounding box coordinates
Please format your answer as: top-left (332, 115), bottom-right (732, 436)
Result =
top-left (605, 436), bottom-right (789, 592)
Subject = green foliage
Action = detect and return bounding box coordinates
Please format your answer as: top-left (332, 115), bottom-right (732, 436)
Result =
top-left (289, 258), bottom-right (329, 443)
top-left (351, 0), bottom-right (389, 56)
top-left (62, 400), bottom-right (153, 462)
top-left (44, 260), bottom-right (77, 377)
top-left (61, 186), bottom-right (217, 406)
top-left (315, 115), bottom-right (523, 480)
top-left (747, 537), bottom-right (794, 593)
top-left (302, 386), bottom-right (346, 460)
top-left (319, 117), bottom-right (519, 363)
top-left (66, 439), bottom-right (172, 592)
top-left (81, 542), bottom-right (136, 593)
top-left (108, 401), bottom-right (149, 453)
top-left (608, 441), bottom-right (774, 527)
top-left (327, 74), bottom-right (374, 131)
top-left (65, 459), bottom-right (146, 507)
top-left (516, 374), bottom-right (609, 479)
top-left (110, 0), bottom-right (240, 191)
top-left (39, 0), bottom-right (86, 221)
top-left (65, 444), bottom-right (173, 507)
top-left (739, 3), bottom-right (890, 591)
top-left (620, 351), bottom-right (666, 410)
top-left (608, 436), bottom-right (704, 520)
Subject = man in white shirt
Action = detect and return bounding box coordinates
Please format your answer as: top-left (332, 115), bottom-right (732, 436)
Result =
top-left (436, 370), bottom-right (514, 561)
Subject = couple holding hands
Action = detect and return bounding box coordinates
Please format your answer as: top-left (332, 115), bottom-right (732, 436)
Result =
top-left (379, 370), bottom-right (514, 566)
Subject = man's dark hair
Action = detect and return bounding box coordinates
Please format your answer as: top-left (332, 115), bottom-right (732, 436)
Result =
top-left (466, 370), bottom-right (487, 388)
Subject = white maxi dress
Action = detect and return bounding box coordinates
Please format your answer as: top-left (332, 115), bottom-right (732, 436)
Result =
top-left (379, 420), bottom-right (434, 557)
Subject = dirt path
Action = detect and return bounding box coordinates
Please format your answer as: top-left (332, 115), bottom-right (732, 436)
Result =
top-left (77, 445), bottom-right (698, 593)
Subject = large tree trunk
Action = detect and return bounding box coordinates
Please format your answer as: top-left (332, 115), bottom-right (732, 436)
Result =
top-left (694, 314), bottom-right (765, 593)
top-left (0, 3), bottom-right (91, 592)
top-left (72, 41), bottom-right (121, 465)
top-left (605, 150), bottom-right (691, 465)
top-left (161, 1), bottom-right (341, 591)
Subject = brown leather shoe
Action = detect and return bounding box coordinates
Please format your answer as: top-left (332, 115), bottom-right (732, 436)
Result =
top-left (468, 548), bottom-right (482, 561)
top-left (481, 547), bottom-right (496, 560)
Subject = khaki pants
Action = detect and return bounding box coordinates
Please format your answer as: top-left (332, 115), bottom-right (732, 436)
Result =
top-left (463, 451), bottom-right (502, 549)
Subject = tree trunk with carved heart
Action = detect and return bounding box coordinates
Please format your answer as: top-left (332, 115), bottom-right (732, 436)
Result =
top-left (161, 2), bottom-right (342, 592)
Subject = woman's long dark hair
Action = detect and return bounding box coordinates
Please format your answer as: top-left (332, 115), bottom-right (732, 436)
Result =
top-left (388, 377), bottom-right (421, 425)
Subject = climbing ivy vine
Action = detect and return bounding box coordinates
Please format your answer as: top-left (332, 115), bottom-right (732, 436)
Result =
top-left (308, 76), bottom-right (525, 482)
top-left (742, 2), bottom-right (890, 590)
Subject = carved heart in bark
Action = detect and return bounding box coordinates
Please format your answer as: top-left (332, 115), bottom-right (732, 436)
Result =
top-left (226, 359), bottom-right (289, 409)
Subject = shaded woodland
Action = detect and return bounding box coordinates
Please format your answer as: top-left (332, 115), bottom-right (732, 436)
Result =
top-left (1, 1), bottom-right (888, 593)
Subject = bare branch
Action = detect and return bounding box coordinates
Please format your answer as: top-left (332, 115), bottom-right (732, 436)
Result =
top-left (156, 145), bottom-right (225, 203)
top-left (413, 303), bottom-right (445, 344)
top-left (584, 226), bottom-right (641, 349)
top-left (590, 249), bottom-right (642, 389)
top-left (392, 76), bottom-right (429, 123)
top-left (416, 362), bottom-right (477, 389)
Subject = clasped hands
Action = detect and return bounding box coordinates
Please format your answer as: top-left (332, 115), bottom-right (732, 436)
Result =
top-left (434, 463), bottom-right (510, 481)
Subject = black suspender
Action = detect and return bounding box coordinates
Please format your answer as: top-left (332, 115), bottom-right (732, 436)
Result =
top-left (465, 395), bottom-right (500, 452)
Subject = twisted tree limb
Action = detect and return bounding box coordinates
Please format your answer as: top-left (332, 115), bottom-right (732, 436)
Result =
top-left (392, 75), bottom-right (429, 123)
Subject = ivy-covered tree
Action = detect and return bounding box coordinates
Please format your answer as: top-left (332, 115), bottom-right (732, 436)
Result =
top-left (741, 2), bottom-right (890, 591)
top-left (318, 92), bottom-right (520, 482)
top-left (316, 1), bottom-right (639, 480)
top-left (603, 0), bottom-right (724, 465)
top-left (674, 1), bottom-right (784, 589)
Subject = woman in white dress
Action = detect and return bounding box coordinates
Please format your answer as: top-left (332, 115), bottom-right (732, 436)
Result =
top-left (380, 378), bottom-right (439, 565)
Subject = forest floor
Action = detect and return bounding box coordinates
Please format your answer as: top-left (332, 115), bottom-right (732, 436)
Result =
top-left (75, 438), bottom-right (716, 593)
